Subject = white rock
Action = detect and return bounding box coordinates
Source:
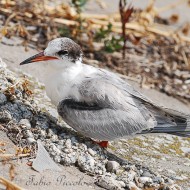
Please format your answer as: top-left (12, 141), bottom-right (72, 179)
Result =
top-left (50, 144), bottom-right (61, 155)
top-left (127, 181), bottom-right (141, 190)
top-left (63, 148), bottom-right (72, 153)
top-left (88, 148), bottom-right (96, 156)
top-left (27, 137), bottom-right (36, 144)
top-left (0, 57), bottom-right (7, 68)
top-left (19, 119), bottom-right (31, 129)
top-left (96, 175), bottom-right (125, 190)
top-left (127, 170), bottom-right (137, 181)
top-left (65, 139), bottom-right (72, 149)
top-left (106, 161), bottom-right (120, 173)
top-left (139, 177), bottom-right (153, 184)
top-left (181, 147), bottom-right (190, 153)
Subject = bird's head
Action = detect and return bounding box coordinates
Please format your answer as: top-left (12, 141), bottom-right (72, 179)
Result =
top-left (20, 38), bottom-right (83, 66)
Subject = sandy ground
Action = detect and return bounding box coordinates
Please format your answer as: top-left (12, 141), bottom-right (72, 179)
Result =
top-left (0, 131), bottom-right (104, 190)
top-left (0, 36), bottom-right (190, 189)
top-left (85, 0), bottom-right (190, 28)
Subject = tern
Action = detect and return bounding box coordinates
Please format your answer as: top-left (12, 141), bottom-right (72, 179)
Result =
top-left (20, 37), bottom-right (190, 147)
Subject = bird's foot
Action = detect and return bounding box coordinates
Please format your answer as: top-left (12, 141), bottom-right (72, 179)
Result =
top-left (93, 141), bottom-right (109, 148)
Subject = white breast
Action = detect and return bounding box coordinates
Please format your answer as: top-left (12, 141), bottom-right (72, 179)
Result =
top-left (44, 63), bottom-right (96, 106)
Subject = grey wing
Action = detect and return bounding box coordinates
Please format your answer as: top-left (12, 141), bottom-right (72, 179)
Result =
top-left (57, 72), bottom-right (157, 141)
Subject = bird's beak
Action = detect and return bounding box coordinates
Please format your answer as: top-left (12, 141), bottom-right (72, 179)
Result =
top-left (20, 51), bottom-right (58, 65)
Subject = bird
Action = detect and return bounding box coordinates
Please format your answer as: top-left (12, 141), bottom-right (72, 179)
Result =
top-left (20, 37), bottom-right (190, 148)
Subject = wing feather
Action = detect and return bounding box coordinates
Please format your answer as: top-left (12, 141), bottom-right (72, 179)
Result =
top-left (57, 71), bottom-right (156, 140)
top-left (57, 69), bottom-right (189, 140)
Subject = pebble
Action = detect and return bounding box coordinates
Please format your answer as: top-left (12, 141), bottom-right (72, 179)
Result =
top-left (70, 136), bottom-right (78, 144)
top-left (78, 155), bottom-right (95, 172)
top-left (0, 93), bottom-right (7, 105)
top-left (23, 130), bottom-right (34, 138)
top-left (62, 153), bottom-right (77, 165)
top-left (106, 161), bottom-right (120, 173)
top-left (63, 148), bottom-right (72, 154)
top-left (19, 119), bottom-right (31, 129)
top-left (49, 144), bottom-right (61, 155)
top-left (0, 110), bottom-right (12, 122)
top-left (65, 139), bottom-right (72, 149)
top-left (127, 181), bottom-right (141, 190)
top-left (88, 148), bottom-right (96, 156)
top-left (46, 128), bottom-right (55, 138)
top-left (27, 137), bottom-right (36, 144)
top-left (126, 170), bottom-right (137, 181)
top-left (51, 134), bottom-right (58, 142)
top-left (79, 143), bottom-right (87, 151)
top-left (153, 176), bottom-right (164, 184)
top-left (138, 177), bottom-right (153, 184)
top-left (142, 171), bottom-right (152, 177)
top-left (40, 130), bottom-right (46, 138)
top-left (54, 155), bottom-right (61, 163)
top-left (96, 175), bottom-right (125, 190)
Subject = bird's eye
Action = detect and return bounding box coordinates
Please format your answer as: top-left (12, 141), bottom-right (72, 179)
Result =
top-left (57, 50), bottom-right (68, 56)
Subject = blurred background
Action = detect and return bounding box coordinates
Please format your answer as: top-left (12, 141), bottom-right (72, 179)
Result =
top-left (0, 0), bottom-right (190, 104)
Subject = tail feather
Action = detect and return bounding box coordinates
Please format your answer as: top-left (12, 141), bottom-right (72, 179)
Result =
top-left (150, 106), bottom-right (190, 137)
top-left (170, 132), bottom-right (190, 137)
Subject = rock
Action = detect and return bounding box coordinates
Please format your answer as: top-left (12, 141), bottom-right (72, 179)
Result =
top-left (78, 155), bottom-right (95, 172)
top-left (0, 93), bottom-right (7, 105)
top-left (51, 134), bottom-right (58, 142)
top-left (153, 176), bottom-right (164, 184)
top-left (166, 178), bottom-right (174, 184)
top-left (23, 130), bottom-right (34, 138)
top-left (138, 177), bottom-right (153, 184)
top-left (19, 119), bottom-right (31, 129)
top-left (0, 110), bottom-right (12, 122)
top-left (54, 155), bottom-right (61, 163)
top-left (96, 175), bottom-right (125, 190)
top-left (78, 143), bottom-right (87, 151)
top-left (27, 137), bottom-right (36, 144)
top-left (32, 140), bottom-right (61, 172)
top-left (70, 136), bottom-right (78, 144)
top-left (106, 161), bottom-right (120, 173)
top-left (142, 171), bottom-right (152, 177)
top-left (181, 147), bottom-right (190, 153)
top-left (65, 139), bottom-right (72, 149)
top-left (49, 144), bottom-right (61, 155)
top-left (88, 148), bottom-right (96, 156)
top-left (63, 148), bottom-right (72, 154)
top-left (62, 154), bottom-right (77, 165)
top-left (46, 128), bottom-right (57, 138)
top-left (0, 58), bottom-right (7, 68)
top-left (127, 170), bottom-right (137, 181)
top-left (40, 130), bottom-right (46, 138)
top-left (127, 181), bottom-right (141, 190)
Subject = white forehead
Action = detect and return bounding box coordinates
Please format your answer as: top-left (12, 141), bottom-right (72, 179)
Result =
top-left (44, 38), bottom-right (62, 55)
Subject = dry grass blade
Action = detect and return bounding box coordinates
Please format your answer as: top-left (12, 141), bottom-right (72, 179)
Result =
top-left (9, 164), bottom-right (15, 181)
top-left (0, 176), bottom-right (26, 190)
top-left (0, 153), bottom-right (30, 159)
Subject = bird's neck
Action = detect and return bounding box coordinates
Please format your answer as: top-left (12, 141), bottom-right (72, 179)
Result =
top-left (44, 60), bottom-right (83, 106)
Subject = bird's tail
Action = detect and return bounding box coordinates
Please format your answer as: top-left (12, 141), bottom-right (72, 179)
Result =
top-left (150, 107), bottom-right (190, 137)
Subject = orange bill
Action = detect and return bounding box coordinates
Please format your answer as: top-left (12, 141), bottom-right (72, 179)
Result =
top-left (20, 51), bottom-right (58, 65)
